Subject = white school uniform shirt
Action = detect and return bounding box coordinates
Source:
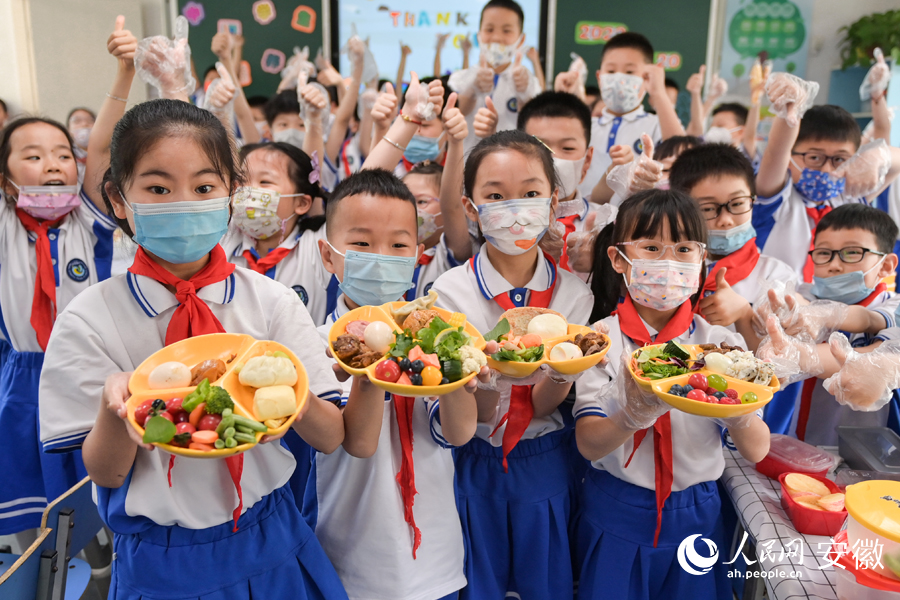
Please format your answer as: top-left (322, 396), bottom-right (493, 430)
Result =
top-left (38, 267), bottom-right (343, 528)
top-left (431, 245), bottom-right (593, 442)
top-left (702, 252), bottom-right (799, 317)
top-left (448, 67), bottom-right (542, 152)
top-left (789, 287), bottom-right (900, 446)
top-left (220, 224), bottom-right (332, 325)
top-left (0, 190), bottom-right (117, 352)
top-left (581, 107), bottom-right (661, 202)
top-left (407, 235), bottom-right (462, 300)
top-left (752, 176), bottom-right (866, 278)
top-left (574, 314), bottom-right (749, 491)
top-left (308, 299), bottom-right (466, 600)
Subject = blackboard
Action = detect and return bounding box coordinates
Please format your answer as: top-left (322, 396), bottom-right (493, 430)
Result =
top-left (178, 0), bottom-right (324, 98)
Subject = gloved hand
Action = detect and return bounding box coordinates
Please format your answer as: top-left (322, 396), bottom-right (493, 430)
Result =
top-left (340, 25), bottom-right (379, 83)
top-left (357, 87), bottom-right (380, 121)
top-left (824, 334), bottom-right (900, 412)
top-left (298, 82), bottom-right (329, 130)
top-left (539, 221), bottom-right (565, 262)
top-left (475, 55), bottom-right (495, 93)
top-left (606, 134), bottom-right (663, 197)
top-left (202, 62), bottom-right (236, 119)
top-left (601, 351), bottom-right (671, 432)
top-left (751, 279), bottom-right (800, 337)
top-left (749, 57), bottom-right (773, 105)
top-left (473, 97), bottom-right (498, 139)
top-left (278, 46), bottom-right (316, 92)
top-left (554, 53), bottom-right (588, 99)
top-left (834, 139), bottom-right (893, 198)
top-left (707, 72), bottom-right (728, 102)
top-left (765, 73), bottom-right (819, 128)
top-left (403, 72), bottom-right (443, 123)
top-left (134, 15), bottom-right (195, 98)
top-left (564, 204), bottom-right (618, 274)
top-left (756, 315), bottom-right (824, 384)
top-left (781, 298), bottom-right (850, 343)
top-left (860, 48), bottom-right (891, 101)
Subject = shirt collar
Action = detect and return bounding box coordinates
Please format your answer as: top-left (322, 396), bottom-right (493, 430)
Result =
top-left (126, 271), bottom-right (236, 318)
top-left (472, 244), bottom-right (555, 300)
top-left (599, 106), bottom-right (647, 125)
top-left (233, 230), bottom-right (302, 258)
top-left (328, 294), bottom-right (353, 325)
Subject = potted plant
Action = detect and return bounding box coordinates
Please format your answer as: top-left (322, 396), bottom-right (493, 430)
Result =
top-left (839, 10), bottom-right (900, 69)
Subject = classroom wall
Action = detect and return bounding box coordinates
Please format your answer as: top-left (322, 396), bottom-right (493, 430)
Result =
top-left (0, 0), bottom-right (39, 115)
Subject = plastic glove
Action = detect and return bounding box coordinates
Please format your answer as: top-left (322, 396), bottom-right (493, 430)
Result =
top-left (475, 55), bottom-right (495, 93)
top-left (442, 93), bottom-right (468, 141)
top-left (299, 83), bottom-right (329, 129)
top-left (751, 278), bottom-right (799, 337)
top-left (781, 298), bottom-right (850, 343)
top-left (765, 73), bottom-right (819, 128)
top-left (476, 365), bottom-right (550, 392)
top-left (606, 134), bottom-right (663, 197)
top-left (707, 73), bottom-right (728, 101)
top-left (601, 352), bottom-right (671, 432)
top-left (824, 334), bottom-right (900, 411)
top-left (340, 25), bottom-right (378, 83)
top-left (756, 315), bottom-right (824, 385)
top-left (134, 15), bottom-right (195, 97)
top-left (473, 97), bottom-right (498, 138)
top-left (314, 47), bottom-right (329, 72)
top-left (564, 205), bottom-right (618, 274)
top-left (834, 138), bottom-right (893, 197)
top-left (403, 72), bottom-right (443, 123)
top-left (860, 48), bottom-right (891, 101)
top-left (749, 58), bottom-right (773, 105)
top-left (347, 37), bottom-right (367, 74)
top-left (357, 87), bottom-right (379, 121)
top-left (539, 221), bottom-right (565, 262)
top-left (539, 363), bottom-right (585, 384)
top-left (278, 47), bottom-right (316, 91)
top-left (202, 62), bottom-right (236, 119)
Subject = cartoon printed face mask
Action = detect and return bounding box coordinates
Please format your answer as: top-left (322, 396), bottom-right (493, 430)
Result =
top-left (470, 197), bottom-right (552, 256)
top-left (791, 158), bottom-right (846, 202)
top-left (600, 73), bottom-right (644, 114)
top-left (232, 186), bottom-right (303, 240)
top-left (618, 250), bottom-right (702, 311)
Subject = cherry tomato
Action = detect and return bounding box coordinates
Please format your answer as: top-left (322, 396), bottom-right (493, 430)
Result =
top-left (688, 373), bottom-right (708, 391)
top-left (172, 411), bottom-right (189, 424)
top-left (741, 392), bottom-right (758, 404)
top-left (166, 397), bottom-right (185, 415)
top-left (719, 396), bottom-right (741, 405)
top-left (158, 411), bottom-right (175, 423)
top-left (197, 414), bottom-right (222, 431)
top-left (707, 374), bottom-right (728, 392)
top-left (134, 400), bottom-right (155, 426)
top-left (725, 389), bottom-right (739, 399)
top-left (374, 359), bottom-right (402, 383)
top-left (175, 422), bottom-right (196, 435)
top-left (420, 366), bottom-right (442, 387)
top-left (686, 389), bottom-right (708, 402)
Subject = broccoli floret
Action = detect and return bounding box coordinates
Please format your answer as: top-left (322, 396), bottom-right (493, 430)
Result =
top-left (204, 386), bottom-right (234, 414)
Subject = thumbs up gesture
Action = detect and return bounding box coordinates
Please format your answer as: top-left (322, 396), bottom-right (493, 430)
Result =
top-left (823, 333), bottom-right (900, 411)
top-left (697, 267), bottom-right (751, 327)
top-left (108, 15), bottom-right (138, 67)
top-left (765, 72), bottom-right (819, 128)
top-left (203, 62), bottom-right (236, 117)
top-left (512, 51), bottom-right (529, 93)
top-left (606, 134), bottom-right (663, 197)
top-left (371, 82), bottom-right (398, 130)
top-left (134, 15), bottom-right (196, 97)
top-left (443, 93), bottom-right (468, 142)
top-left (475, 55), bottom-right (495, 93)
top-left (473, 96), bottom-right (499, 138)
top-left (861, 47), bottom-right (891, 102)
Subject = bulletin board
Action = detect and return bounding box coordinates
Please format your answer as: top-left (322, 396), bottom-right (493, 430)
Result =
top-left (552, 0), bottom-right (712, 91)
top-left (178, 0), bottom-right (324, 98)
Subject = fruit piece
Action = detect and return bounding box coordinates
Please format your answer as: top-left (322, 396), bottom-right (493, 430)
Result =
top-left (159, 411), bottom-right (175, 423)
top-left (420, 366), bottom-right (442, 386)
top-left (363, 321), bottom-right (395, 354)
top-left (409, 373), bottom-right (423, 386)
top-left (519, 334), bottom-right (543, 348)
top-left (197, 414), bottom-right (223, 431)
top-left (172, 411), bottom-right (190, 424)
top-left (817, 493), bottom-right (845, 512)
top-left (719, 396), bottom-right (740, 405)
top-left (668, 384), bottom-right (683, 397)
top-left (725, 389), bottom-right (739, 399)
top-left (796, 500), bottom-right (826, 512)
top-left (397, 372), bottom-right (412, 386)
top-left (148, 361), bottom-right (192, 390)
top-left (788, 489), bottom-right (821, 502)
top-left (375, 359), bottom-right (402, 383)
top-left (399, 357), bottom-right (412, 372)
top-left (410, 360), bottom-right (425, 374)
top-left (420, 353), bottom-right (441, 370)
top-left (408, 346), bottom-right (427, 365)
top-left (176, 422), bottom-right (196, 436)
top-left (711, 391), bottom-right (727, 399)
top-left (549, 342), bottom-right (584, 361)
top-left (440, 377), bottom-right (450, 385)
top-left (188, 402), bottom-right (206, 428)
top-left (689, 373), bottom-right (708, 390)
top-left (704, 352), bottom-right (733, 375)
top-left (707, 374), bottom-right (728, 392)
top-left (687, 389), bottom-right (708, 402)
top-left (741, 392), bottom-right (758, 404)
top-left (134, 400), bottom-right (155, 427)
top-left (706, 395), bottom-right (719, 404)
top-left (785, 473), bottom-right (832, 497)
top-left (254, 385), bottom-right (297, 420)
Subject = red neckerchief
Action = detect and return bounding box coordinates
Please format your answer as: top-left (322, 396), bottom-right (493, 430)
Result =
top-left (796, 282), bottom-right (887, 441)
top-left (401, 154), bottom-right (447, 174)
top-left (616, 294), bottom-right (694, 547)
top-left (696, 238), bottom-right (761, 316)
top-left (803, 206), bottom-right (833, 283)
top-left (15, 209), bottom-right (63, 351)
top-left (417, 252), bottom-right (434, 266)
top-left (242, 247), bottom-right (291, 275)
top-left (128, 246), bottom-right (246, 531)
top-left (470, 251), bottom-right (558, 472)
top-left (557, 214), bottom-right (580, 272)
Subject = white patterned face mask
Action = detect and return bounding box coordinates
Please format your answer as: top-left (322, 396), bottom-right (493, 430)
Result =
top-left (232, 186), bottom-right (302, 240)
top-left (618, 250), bottom-right (702, 311)
top-left (470, 197), bottom-right (552, 256)
top-left (600, 73), bottom-right (645, 114)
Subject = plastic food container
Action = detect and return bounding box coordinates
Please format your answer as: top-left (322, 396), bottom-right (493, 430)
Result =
top-left (830, 530), bottom-right (900, 599)
top-left (778, 472), bottom-right (847, 536)
top-left (846, 480), bottom-right (900, 581)
top-left (836, 470), bottom-right (900, 491)
top-left (756, 434), bottom-right (838, 480)
top-left (839, 427), bottom-right (900, 474)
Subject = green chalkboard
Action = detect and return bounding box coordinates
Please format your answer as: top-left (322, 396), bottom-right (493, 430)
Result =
top-left (178, 0), bottom-right (323, 98)
top-left (553, 0), bottom-right (711, 93)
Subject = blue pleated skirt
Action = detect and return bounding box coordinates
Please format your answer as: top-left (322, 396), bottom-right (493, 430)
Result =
top-left (455, 431), bottom-right (574, 600)
top-left (575, 468), bottom-right (731, 600)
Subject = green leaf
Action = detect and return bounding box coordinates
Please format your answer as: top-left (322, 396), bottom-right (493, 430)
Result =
top-left (415, 316), bottom-right (450, 354)
top-left (484, 318), bottom-right (511, 342)
top-left (142, 415), bottom-right (177, 444)
top-left (434, 330), bottom-right (468, 361)
top-left (389, 330), bottom-right (415, 358)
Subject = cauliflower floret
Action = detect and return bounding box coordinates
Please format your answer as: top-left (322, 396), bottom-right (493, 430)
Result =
top-left (459, 345), bottom-right (487, 376)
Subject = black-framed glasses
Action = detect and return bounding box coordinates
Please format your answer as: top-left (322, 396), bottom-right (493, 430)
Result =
top-left (808, 246), bottom-right (886, 265)
top-left (791, 151), bottom-right (850, 170)
top-left (698, 196), bottom-right (755, 220)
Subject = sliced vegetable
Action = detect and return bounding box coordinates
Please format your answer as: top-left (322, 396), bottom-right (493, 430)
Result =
top-left (231, 414), bottom-right (269, 432)
top-left (188, 442), bottom-right (215, 451)
top-left (214, 439), bottom-right (226, 449)
top-left (233, 432), bottom-right (258, 445)
top-left (441, 359), bottom-right (463, 382)
top-left (182, 379), bottom-right (211, 412)
top-left (188, 402), bottom-right (206, 428)
top-left (191, 430), bottom-right (219, 445)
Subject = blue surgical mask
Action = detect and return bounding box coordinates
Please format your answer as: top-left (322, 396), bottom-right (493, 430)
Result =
top-left (792, 159), bottom-right (845, 202)
top-left (123, 195), bottom-right (231, 264)
top-left (327, 242), bottom-right (418, 306)
top-left (404, 134), bottom-right (442, 164)
top-left (810, 256), bottom-right (886, 304)
top-left (707, 221), bottom-right (756, 255)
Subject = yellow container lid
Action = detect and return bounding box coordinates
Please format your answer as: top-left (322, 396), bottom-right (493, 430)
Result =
top-left (845, 481), bottom-right (900, 543)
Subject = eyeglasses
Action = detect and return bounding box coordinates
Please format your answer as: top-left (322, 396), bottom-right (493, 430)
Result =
top-left (791, 151), bottom-right (850, 170)
top-left (698, 196), bottom-right (755, 220)
top-left (808, 246), bottom-right (886, 265)
top-left (617, 240), bottom-right (706, 263)
top-left (415, 196), bottom-right (439, 208)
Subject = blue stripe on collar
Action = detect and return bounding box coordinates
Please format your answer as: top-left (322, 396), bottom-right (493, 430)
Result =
top-left (472, 253), bottom-right (493, 300)
top-left (222, 273), bottom-right (236, 304)
top-left (127, 272), bottom-right (157, 317)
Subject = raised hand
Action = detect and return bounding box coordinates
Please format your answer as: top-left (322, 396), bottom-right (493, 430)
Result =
top-left (107, 15), bottom-right (138, 68)
top-left (512, 51), bottom-right (530, 93)
top-left (473, 96), bottom-right (498, 138)
top-left (765, 72), bottom-right (819, 128)
top-left (442, 93), bottom-right (468, 141)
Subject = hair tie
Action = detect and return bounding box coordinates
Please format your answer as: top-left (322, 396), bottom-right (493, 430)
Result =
top-left (309, 151), bottom-right (320, 185)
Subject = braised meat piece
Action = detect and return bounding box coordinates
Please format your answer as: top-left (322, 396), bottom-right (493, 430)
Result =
top-left (574, 332), bottom-right (609, 356)
top-left (333, 334), bottom-right (362, 361)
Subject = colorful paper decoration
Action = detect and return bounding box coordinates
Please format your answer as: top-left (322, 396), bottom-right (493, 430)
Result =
top-left (181, 1), bottom-right (205, 26)
top-left (217, 18), bottom-right (242, 35)
top-left (239, 60), bottom-right (252, 87)
top-left (291, 5), bottom-right (317, 33)
top-left (252, 0), bottom-right (276, 25)
top-left (261, 48), bottom-right (286, 74)
top-left (728, 0), bottom-right (806, 60)
top-left (575, 21), bottom-right (627, 45)
top-left (654, 52), bottom-right (683, 71)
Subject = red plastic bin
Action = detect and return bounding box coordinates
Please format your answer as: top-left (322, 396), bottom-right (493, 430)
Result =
top-left (757, 434), bottom-right (837, 480)
top-left (778, 472), bottom-right (848, 536)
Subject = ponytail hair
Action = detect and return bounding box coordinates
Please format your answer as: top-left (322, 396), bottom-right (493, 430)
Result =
top-left (588, 188), bottom-right (708, 323)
